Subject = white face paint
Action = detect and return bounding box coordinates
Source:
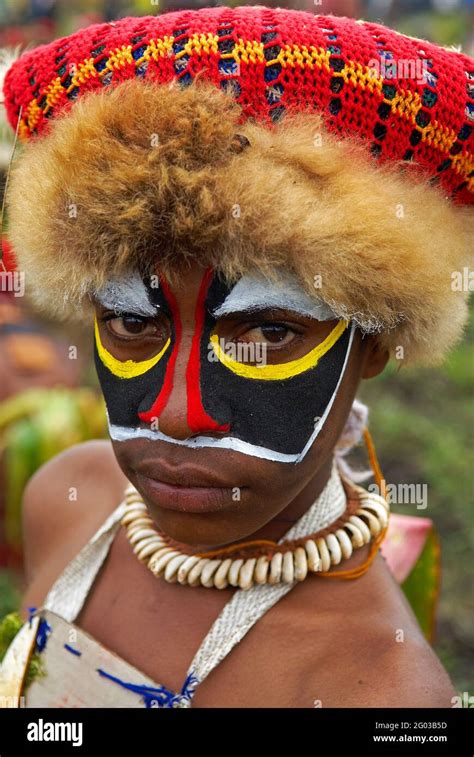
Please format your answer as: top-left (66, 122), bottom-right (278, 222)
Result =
top-left (212, 270), bottom-right (337, 321)
top-left (93, 270), bottom-right (158, 317)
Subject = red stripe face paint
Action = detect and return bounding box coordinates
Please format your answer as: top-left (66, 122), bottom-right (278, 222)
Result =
top-left (137, 276), bottom-right (181, 423)
top-left (138, 269), bottom-right (229, 434)
top-left (94, 268), bottom-right (355, 463)
top-left (184, 268), bottom-right (230, 434)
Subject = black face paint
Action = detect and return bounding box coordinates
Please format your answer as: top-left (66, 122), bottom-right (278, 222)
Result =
top-left (94, 268), bottom-right (354, 463)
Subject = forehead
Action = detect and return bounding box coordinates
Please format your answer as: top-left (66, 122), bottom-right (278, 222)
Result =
top-left (93, 268), bottom-right (336, 320)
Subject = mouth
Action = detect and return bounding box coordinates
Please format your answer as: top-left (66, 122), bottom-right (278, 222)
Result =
top-left (135, 461), bottom-right (243, 513)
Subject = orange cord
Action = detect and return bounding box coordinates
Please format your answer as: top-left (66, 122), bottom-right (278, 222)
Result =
top-left (193, 538), bottom-right (279, 559)
top-left (363, 426), bottom-right (385, 492)
top-left (317, 425), bottom-right (388, 580)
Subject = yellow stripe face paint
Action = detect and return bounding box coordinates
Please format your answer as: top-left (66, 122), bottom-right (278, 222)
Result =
top-left (94, 316), bottom-right (170, 379)
top-left (209, 319), bottom-right (348, 380)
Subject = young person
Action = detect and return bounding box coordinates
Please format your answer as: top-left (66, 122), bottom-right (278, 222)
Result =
top-left (0, 6), bottom-right (471, 708)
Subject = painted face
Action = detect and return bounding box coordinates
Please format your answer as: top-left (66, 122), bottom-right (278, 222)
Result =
top-left (93, 268), bottom-right (355, 463)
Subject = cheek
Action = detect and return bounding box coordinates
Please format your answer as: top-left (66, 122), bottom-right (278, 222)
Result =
top-left (93, 330), bottom-right (172, 427)
top-left (110, 440), bottom-right (130, 475)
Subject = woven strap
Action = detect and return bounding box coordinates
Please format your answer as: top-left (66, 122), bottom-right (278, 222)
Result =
top-left (42, 502), bottom-right (127, 622)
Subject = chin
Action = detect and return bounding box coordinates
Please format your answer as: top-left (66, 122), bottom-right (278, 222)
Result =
top-left (142, 498), bottom-right (238, 548)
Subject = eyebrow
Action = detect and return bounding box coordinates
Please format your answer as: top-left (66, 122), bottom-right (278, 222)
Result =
top-left (93, 271), bottom-right (158, 317)
top-left (212, 271), bottom-right (337, 321)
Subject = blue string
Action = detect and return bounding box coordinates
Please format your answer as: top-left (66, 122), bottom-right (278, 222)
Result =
top-left (96, 668), bottom-right (200, 708)
top-left (35, 618), bottom-right (52, 653)
top-left (27, 606), bottom-right (37, 628)
top-left (64, 644), bottom-right (82, 656)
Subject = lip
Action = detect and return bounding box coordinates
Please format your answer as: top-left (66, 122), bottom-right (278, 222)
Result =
top-left (136, 474), bottom-right (236, 513)
top-left (136, 459), bottom-right (238, 490)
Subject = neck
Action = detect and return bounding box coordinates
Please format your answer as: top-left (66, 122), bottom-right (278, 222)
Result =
top-left (164, 456), bottom-right (337, 554)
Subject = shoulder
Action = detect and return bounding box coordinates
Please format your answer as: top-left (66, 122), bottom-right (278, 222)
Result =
top-left (20, 439), bottom-right (128, 611)
top-left (362, 554), bottom-right (456, 707)
top-left (293, 552), bottom-right (456, 707)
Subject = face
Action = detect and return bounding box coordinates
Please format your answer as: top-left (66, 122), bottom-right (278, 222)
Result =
top-left (93, 263), bottom-right (387, 547)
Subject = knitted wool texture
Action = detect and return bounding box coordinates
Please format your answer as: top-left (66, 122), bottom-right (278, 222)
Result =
top-left (2, 6), bottom-right (473, 363)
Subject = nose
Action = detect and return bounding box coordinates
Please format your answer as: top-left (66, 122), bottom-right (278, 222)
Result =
top-left (150, 326), bottom-right (195, 441)
top-left (138, 270), bottom-right (230, 440)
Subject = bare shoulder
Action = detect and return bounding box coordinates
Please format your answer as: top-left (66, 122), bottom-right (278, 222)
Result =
top-left (293, 552), bottom-right (456, 708)
top-left (20, 439), bottom-right (128, 614)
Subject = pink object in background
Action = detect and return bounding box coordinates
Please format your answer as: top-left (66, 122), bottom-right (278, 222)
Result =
top-left (381, 513), bottom-right (434, 583)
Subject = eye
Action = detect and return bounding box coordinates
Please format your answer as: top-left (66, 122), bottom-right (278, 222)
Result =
top-left (102, 313), bottom-right (161, 340)
top-left (238, 322), bottom-right (296, 347)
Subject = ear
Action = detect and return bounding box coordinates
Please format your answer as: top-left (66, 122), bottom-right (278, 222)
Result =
top-left (360, 333), bottom-right (390, 379)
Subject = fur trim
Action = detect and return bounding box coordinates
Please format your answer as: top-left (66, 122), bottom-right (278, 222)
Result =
top-left (6, 77), bottom-right (473, 365)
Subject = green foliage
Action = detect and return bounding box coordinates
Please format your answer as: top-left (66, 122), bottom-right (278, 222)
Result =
top-left (0, 387), bottom-right (108, 550)
top-left (401, 528), bottom-right (440, 641)
top-left (0, 569), bottom-right (21, 618)
top-left (0, 611), bottom-right (45, 688)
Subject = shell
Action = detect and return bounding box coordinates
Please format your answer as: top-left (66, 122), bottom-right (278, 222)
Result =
top-left (120, 477), bottom-right (390, 589)
top-left (359, 499), bottom-right (389, 526)
top-left (124, 493), bottom-right (146, 504)
top-left (124, 513), bottom-right (152, 533)
top-left (348, 515), bottom-right (371, 543)
top-left (228, 558), bottom-right (245, 586)
top-left (239, 558), bottom-right (257, 590)
top-left (201, 559), bottom-right (222, 588)
top-left (177, 555), bottom-right (202, 583)
top-left (344, 521), bottom-right (365, 548)
top-left (129, 528), bottom-right (159, 545)
top-left (316, 537), bottom-right (331, 571)
top-left (187, 558), bottom-right (210, 586)
top-left (335, 528), bottom-right (353, 560)
top-left (121, 504), bottom-right (147, 519)
top-left (294, 547), bottom-right (308, 581)
top-left (122, 511), bottom-right (150, 526)
top-left (149, 549), bottom-right (180, 577)
top-left (134, 537), bottom-right (164, 560)
top-left (254, 556), bottom-right (270, 584)
top-left (356, 508), bottom-right (382, 536)
top-left (269, 552), bottom-right (283, 584)
top-left (145, 546), bottom-right (174, 570)
top-left (359, 491), bottom-right (389, 510)
top-left (326, 533), bottom-right (342, 565)
top-left (305, 539), bottom-right (321, 572)
top-left (164, 553), bottom-right (191, 582)
top-left (214, 558), bottom-right (233, 589)
top-left (282, 551), bottom-right (294, 583)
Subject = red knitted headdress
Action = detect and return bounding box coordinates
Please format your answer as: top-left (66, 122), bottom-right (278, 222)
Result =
top-left (3, 6), bottom-right (473, 202)
top-left (1, 6), bottom-right (473, 363)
